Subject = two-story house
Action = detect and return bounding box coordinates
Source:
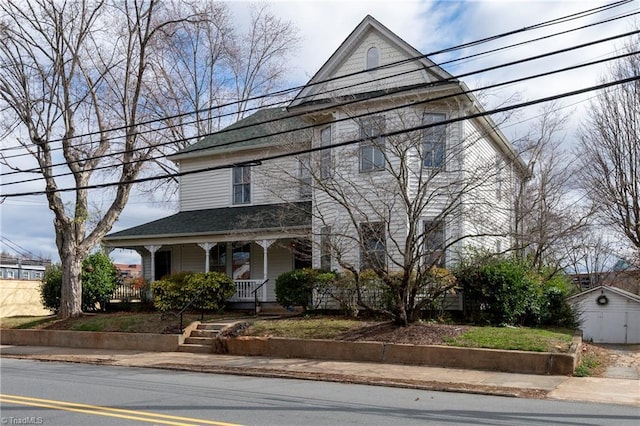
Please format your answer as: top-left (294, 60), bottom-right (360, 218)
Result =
top-left (103, 16), bottom-right (528, 307)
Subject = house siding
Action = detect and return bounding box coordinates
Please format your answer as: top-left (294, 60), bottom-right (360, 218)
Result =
top-left (314, 29), bottom-right (431, 102)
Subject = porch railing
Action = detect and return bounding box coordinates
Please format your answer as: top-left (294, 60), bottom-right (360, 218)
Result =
top-left (109, 283), bottom-right (142, 302)
top-left (231, 279), bottom-right (267, 302)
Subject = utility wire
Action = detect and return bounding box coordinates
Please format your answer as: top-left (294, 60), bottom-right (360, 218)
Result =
top-left (0, 0), bottom-right (634, 155)
top-left (2, 35), bottom-right (637, 187)
top-left (2, 74), bottom-right (637, 198)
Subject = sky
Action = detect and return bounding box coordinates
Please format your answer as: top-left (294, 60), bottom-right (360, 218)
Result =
top-left (1, 0), bottom-right (637, 265)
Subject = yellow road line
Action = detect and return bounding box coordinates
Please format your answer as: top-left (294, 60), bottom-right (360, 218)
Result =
top-left (0, 393), bottom-right (243, 426)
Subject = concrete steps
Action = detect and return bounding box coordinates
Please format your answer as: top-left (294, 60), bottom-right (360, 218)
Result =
top-left (177, 322), bottom-right (227, 354)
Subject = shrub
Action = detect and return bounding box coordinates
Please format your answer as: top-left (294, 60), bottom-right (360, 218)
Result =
top-left (81, 251), bottom-right (118, 311)
top-left (40, 252), bottom-right (118, 313)
top-left (454, 253), bottom-right (578, 327)
top-left (151, 271), bottom-right (234, 312)
top-left (275, 269), bottom-right (318, 311)
top-left (41, 264), bottom-right (62, 313)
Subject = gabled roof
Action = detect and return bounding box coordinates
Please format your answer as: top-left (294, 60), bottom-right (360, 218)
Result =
top-left (567, 285), bottom-right (640, 304)
top-left (104, 202), bottom-right (311, 241)
top-left (289, 15), bottom-right (454, 109)
top-left (170, 108), bottom-right (311, 160)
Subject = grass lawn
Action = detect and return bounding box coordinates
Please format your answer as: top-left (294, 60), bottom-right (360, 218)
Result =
top-left (0, 312), bottom-right (250, 334)
top-left (245, 318), bottom-right (366, 339)
top-left (444, 326), bottom-right (574, 352)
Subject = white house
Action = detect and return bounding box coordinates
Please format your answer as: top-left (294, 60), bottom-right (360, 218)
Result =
top-left (103, 16), bottom-right (528, 307)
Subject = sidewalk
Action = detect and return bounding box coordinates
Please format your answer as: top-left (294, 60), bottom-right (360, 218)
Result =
top-left (1, 344), bottom-right (638, 407)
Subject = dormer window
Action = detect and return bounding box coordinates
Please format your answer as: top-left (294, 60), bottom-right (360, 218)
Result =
top-left (366, 46), bottom-right (379, 70)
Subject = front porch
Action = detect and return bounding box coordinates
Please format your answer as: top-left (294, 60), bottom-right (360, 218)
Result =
top-left (103, 202), bottom-right (312, 306)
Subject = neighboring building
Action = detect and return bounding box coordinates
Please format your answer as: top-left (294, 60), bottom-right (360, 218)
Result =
top-left (568, 285), bottom-right (640, 344)
top-left (114, 263), bottom-right (142, 283)
top-left (103, 16), bottom-right (528, 306)
top-left (0, 254), bottom-right (50, 281)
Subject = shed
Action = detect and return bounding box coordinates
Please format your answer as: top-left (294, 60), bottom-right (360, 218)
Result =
top-left (568, 285), bottom-right (640, 344)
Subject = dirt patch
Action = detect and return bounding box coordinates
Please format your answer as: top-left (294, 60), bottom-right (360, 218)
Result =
top-left (336, 321), bottom-right (470, 346)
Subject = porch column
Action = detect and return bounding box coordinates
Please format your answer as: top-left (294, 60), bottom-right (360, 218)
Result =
top-left (197, 242), bottom-right (216, 272)
top-left (145, 245), bottom-right (161, 281)
top-left (257, 239), bottom-right (275, 301)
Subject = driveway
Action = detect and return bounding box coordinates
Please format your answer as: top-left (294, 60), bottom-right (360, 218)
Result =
top-left (600, 344), bottom-right (640, 379)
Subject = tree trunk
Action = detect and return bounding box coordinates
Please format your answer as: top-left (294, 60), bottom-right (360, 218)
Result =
top-left (58, 244), bottom-right (83, 318)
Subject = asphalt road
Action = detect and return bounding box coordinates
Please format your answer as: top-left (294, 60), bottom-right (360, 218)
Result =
top-left (1, 358), bottom-right (638, 425)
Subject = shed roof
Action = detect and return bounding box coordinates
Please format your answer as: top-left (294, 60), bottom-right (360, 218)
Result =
top-left (567, 285), bottom-right (640, 304)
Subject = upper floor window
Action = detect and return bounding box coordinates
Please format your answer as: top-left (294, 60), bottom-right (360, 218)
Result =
top-left (360, 222), bottom-right (386, 271)
top-left (232, 166), bottom-right (251, 204)
top-left (424, 220), bottom-right (445, 267)
top-left (423, 113), bottom-right (446, 168)
top-left (320, 126), bottom-right (332, 179)
top-left (299, 154), bottom-right (312, 199)
top-left (366, 46), bottom-right (379, 70)
top-left (359, 116), bottom-right (386, 172)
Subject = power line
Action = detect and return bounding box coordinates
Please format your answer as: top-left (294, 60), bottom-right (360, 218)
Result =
top-left (0, 1), bottom-right (634, 156)
top-left (2, 23), bottom-right (637, 182)
top-left (2, 74), bottom-right (637, 198)
top-left (2, 41), bottom-right (637, 188)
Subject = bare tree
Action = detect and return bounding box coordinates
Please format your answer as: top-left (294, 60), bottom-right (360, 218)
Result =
top-left (0, 0), bottom-right (203, 317)
top-left (258, 94), bottom-right (521, 325)
top-left (140, 2), bottom-right (299, 194)
top-left (577, 36), bottom-right (640, 252)
top-left (512, 102), bottom-right (594, 274)
top-left (564, 228), bottom-right (616, 288)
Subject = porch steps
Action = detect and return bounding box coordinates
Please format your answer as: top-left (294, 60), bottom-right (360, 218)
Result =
top-left (177, 322), bottom-right (231, 354)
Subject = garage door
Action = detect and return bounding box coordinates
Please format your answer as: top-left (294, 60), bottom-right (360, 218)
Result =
top-left (582, 310), bottom-right (640, 344)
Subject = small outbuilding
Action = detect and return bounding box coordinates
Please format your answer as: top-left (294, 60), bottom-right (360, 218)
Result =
top-left (568, 285), bottom-right (640, 344)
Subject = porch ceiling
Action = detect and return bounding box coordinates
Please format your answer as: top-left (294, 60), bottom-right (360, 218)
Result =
top-left (103, 201), bottom-right (311, 246)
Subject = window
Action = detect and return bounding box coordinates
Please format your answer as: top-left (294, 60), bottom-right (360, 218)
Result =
top-left (359, 116), bottom-right (386, 172)
top-left (6, 270), bottom-right (14, 279)
top-left (320, 126), bottom-right (332, 179)
top-left (210, 243), bottom-right (227, 273)
top-left (320, 226), bottom-right (332, 270)
top-left (33, 271), bottom-right (43, 280)
top-left (232, 243), bottom-right (251, 280)
top-left (299, 155), bottom-right (312, 199)
top-left (424, 220), bottom-right (445, 267)
top-left (360, 222), bottom-right (386, 270)
top-left (366, 46), bottom-right (379, 70)
top-left (423, 113), bottom-right (446, 168)
top-left (21, 270), bottom-right (29, 280)
top-left (232, 166), bottom-right (251, 204)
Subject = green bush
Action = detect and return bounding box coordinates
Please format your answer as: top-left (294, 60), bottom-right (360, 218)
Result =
top-left (454, 253), bottom-right (577, 327)
top-left (41, 264), bottom-right (62, 313)
top-left (81, 252), bottom-right (118, 311)
top-left (276, 268), bottom-right (335, 311)
top-left (40, 252), bottom-right (118, 313)
top-left (151, 271), bottom-right (235, 312)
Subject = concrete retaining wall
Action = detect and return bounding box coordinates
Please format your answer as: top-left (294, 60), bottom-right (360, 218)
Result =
top-left (0, 280), bottom-right (52, 317)
top-left (222, 335), bottom-right (581, 375)
top-left (0, 329), bottom-right (180, 352)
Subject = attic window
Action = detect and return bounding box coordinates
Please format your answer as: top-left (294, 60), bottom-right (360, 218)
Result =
top-left (366, 47), bottom-right (379, 70)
